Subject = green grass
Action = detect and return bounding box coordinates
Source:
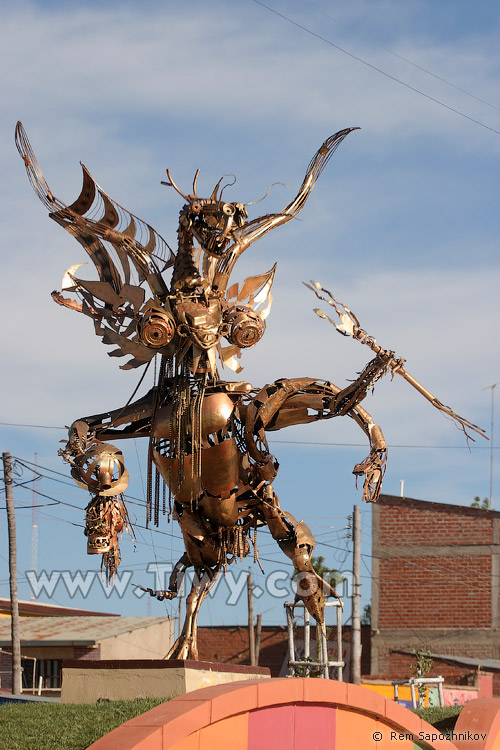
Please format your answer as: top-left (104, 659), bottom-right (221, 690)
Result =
top-left (413, 705), bottom-right (463, 733)
top-left (0, 697), bottom-right (171, 750)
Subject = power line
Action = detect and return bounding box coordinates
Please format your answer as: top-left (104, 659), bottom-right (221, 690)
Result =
top-left (0, 422), bottom-right (65, 430)
top-left (3, 428), bottom-right (495, 450)
top-left (270, 440), bottom-right (495, 450)
top-left (295, 0), bottom-right (500, 112)
top-left (251, 0), bottom-right (500, 137)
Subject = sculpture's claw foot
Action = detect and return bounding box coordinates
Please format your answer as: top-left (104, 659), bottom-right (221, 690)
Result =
top-left (295, 571), bottom-right (325, 625)
top-left (132, 584), bottom-right (176, 601)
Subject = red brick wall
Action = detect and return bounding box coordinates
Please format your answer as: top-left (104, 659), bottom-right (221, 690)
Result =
top-left (197, 625), bottom-right (371, 678)
top-left (378, 555), bottom-right (491, 628)
top-left (373, 495), bottom-right (500, 690)
top-left (378, 496), bottom-right (494, 546)
top-left (197, 626), bottom-right (288, 677)
top-left (73, 646), bottom-right (101, 660)
top-left (376, 495), bottom-right (495, 631)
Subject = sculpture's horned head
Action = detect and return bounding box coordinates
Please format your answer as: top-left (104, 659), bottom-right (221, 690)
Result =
top-left (171, 172), bottom-right (249, 264)
top-left (134, 167), bottom-right (279, 374)
top-left (16, 120), bottom-right (358, 375)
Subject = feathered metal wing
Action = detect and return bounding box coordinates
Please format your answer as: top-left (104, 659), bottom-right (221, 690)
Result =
top-left (15, 122), bottom-right (174, 369)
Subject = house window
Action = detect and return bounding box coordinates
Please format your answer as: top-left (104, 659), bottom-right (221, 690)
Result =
top-left (36, 659), bottom-right (62, 689)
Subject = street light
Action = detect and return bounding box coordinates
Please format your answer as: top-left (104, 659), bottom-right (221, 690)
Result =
top-left (482, 381), bottom-right (500, 509)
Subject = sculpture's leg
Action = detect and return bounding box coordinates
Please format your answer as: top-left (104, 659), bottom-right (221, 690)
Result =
top-left (165, 567), bottom-right (220, 660)
top-left (260, 485), bottom-right (337, 628)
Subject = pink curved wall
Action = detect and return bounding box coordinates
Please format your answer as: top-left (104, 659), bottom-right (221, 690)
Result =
top-left (88, 678), bottom-right (500, 750)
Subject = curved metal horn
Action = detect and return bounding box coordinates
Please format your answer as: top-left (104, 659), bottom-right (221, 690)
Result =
top-left (192, 169), bottom-right (200, 198)
top-left (163, 169), bottom-right (189, 201)
top-left (213, 128), bottom-right (359, 292)
top-left (210, 176), bottom-right (224, 202)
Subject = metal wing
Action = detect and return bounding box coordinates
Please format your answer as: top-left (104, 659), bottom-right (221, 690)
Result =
top-left (16, 122), bottom-right (175, 369)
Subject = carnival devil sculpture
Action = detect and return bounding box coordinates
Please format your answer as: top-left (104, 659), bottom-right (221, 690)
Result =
top-left (16, 123), bottom-right (484, 659)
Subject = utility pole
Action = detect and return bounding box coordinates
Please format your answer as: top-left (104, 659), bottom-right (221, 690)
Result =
top-left (30, 452), bottom-right (39, 601)
top-left (247, 570), bottom-right (256, 666)
top-left (255, 613), bottom-right (262, 666)
top-left (178, 577), bottom-right (183, 640)
top-left (483, 382), bottom-right (500, 510)
top-left (3, 452), bottom-right (22, 694)
top-left (351, 504), bottom-right (361, 685)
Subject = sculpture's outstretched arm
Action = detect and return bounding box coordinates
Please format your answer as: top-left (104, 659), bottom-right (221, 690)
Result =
top-left (64, 387), bottom-right (157, 450)
top-left (59, 389), bottom-right (157, 581)
top-left (306, 281), bottom-right (486, 442)
top-left (245, 376), bottom-right (387, 503)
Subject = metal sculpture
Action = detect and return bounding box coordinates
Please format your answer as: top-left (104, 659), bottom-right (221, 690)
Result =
top-left (16, 122), bottom-right (485, 660)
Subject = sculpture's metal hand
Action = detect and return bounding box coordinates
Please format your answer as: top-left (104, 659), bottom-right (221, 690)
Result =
top-left (306, 281), bottom-right (487, 442)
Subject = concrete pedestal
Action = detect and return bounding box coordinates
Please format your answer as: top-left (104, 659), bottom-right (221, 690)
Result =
top-left (60, 659), bottom-right (270, 703)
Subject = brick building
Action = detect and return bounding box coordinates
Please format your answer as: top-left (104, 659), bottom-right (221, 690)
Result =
top-left (371, 494), bottom-right (500, 691)
top-left (197, 625), bottom-right (371, 677)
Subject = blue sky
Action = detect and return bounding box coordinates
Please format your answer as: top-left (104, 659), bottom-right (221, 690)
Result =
top-left (1, 0), bottom-right (499, 633)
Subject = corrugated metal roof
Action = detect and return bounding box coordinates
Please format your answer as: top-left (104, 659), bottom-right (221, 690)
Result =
top-left (397, 649), bottom-right (500, 671)
top-left (430, 652), bottom-right (500, 670)
top-left (0, 616), bottom-right (171, 646)
top-left (0, 598), bottom-right (118, 618)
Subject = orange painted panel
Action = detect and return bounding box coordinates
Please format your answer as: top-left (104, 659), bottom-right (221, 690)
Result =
top-left (335, 708), bottom-right (378, 749)
top-left (346, 683), bottom-right (387, 717)
top-left (384, 700), bottom-right (424, 737)
top-left (209, 683), bottom-right (259, 723)
top-left (199, 712), bottom-right (249, 750)
top-left (169, 732), bottom-right (200, 750)
top-left (303, 678), bottom-right (348, 706)
top-left (370, 720), bottom-right (415, 749)
top-left (256, 678), bottom-right (304, 707)
top-left (88, 725), bottom-right (163, 750)
top-left (160, 701), bottom-right (212, 747)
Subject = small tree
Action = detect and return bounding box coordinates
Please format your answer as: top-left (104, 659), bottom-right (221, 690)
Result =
top-left (361, 604), bottom-right (371, 626)
top-left (471, 496), bottom-right (490, 510)
top-left (409, 649), bottom-right (434, 707)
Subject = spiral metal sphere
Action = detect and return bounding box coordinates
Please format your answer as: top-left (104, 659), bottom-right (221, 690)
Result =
top-left (228, 311), bottom-right (265, 348)
top-left (138, 309), bottom-right (175, 348)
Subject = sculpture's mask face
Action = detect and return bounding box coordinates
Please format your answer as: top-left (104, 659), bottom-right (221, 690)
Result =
top-left (173, 295), bottom-right (227, 351)
top-left (180, 199), bottom-right (248, 258)
top-left (137, 275), bottom-right (271, 376)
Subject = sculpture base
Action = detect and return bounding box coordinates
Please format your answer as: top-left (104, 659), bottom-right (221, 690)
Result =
top-left (60, 659), bottom-right (270, 704)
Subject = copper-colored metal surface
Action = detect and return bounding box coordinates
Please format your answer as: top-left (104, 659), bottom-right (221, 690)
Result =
top-left (17, 121), bottom-right (484, 660)
top-left (153, 438), bottom-right (240, 504)
top-left (153, 392), bottom-right (234, 440)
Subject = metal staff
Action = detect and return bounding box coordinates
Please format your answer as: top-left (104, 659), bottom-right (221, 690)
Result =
top-left (305, 281), bottom-right (487, 442)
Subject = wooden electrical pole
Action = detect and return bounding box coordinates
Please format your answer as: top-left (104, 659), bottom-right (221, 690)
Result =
top-left (351, 504), bottom-right (361, 685)
top-left (255, 613), bottom-right (262, 666)
top-left (247, 570), bottom-right (256, 666)
top-left (3, 452), bottom-right (22, 694)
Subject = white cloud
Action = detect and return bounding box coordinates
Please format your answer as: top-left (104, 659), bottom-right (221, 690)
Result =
top-left (2, 1), bottom-right (499, 148)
